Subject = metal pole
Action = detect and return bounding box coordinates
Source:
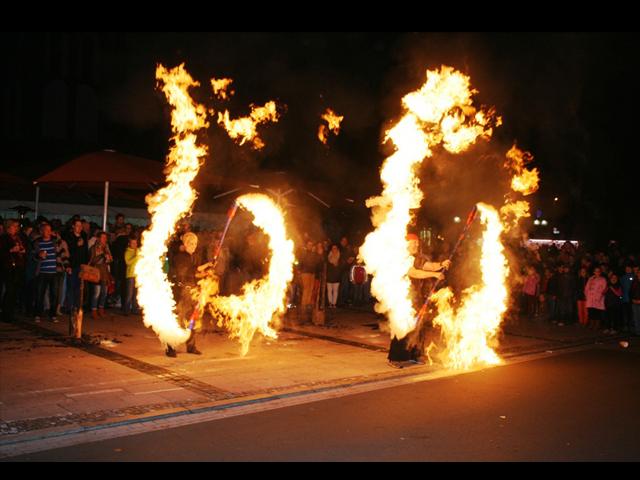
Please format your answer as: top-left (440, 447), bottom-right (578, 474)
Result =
top-left (34, 186), bottom-right (40, 219)
top-left (103, 181), bottom-right (109, 231)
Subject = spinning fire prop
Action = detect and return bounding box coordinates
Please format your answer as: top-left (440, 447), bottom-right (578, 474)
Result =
top-left (136, 62), bottom-right (539, 369)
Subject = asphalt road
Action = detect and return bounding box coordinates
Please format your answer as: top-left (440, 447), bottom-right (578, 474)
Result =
top-left (6, 343), bottom-right (639, 462)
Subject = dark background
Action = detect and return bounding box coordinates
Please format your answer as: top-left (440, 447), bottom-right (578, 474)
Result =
top-left (2, 32), bottom-right (638, 249)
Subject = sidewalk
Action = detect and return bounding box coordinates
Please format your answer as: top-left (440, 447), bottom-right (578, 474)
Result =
top-left (1, 303), bottom-right (635, 456)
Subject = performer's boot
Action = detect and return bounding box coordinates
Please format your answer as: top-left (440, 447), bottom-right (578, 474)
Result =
top-left (166, 345), bottom-right (177, 358)
top-left (186, 331), bottom-right (202, 355)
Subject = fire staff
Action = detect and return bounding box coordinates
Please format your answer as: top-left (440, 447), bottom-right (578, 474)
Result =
top-left (166, 232), bottom-right (214, 358)
top-left (387, 234), bottom-right (450, 369)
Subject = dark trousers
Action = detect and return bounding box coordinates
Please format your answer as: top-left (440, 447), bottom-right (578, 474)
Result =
top-left (122, 277), bottom-right (139, 314)
top-left (557, 297), bottom-right (574, 324)
top-left (2, 267), bottom-right (27, 322)
top-left (352, 283), bottom-right (364, 306)
top-left (1, 267), bottom-right (26, 322)
top-left (35, 272), bottom-right (59, 317)
top-left (604, 305), bottom-right (622, 331)
top-left (337, 271), bottom-right (351, 306)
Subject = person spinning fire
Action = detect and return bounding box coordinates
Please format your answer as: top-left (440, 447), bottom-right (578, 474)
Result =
top-left (166, 232), bottom-right (214, 358)
top-left (387, 233), bottom-right (450, 369)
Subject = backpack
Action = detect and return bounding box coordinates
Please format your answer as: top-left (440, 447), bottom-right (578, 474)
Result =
top-left (351, 265), bottom-right (367, 284)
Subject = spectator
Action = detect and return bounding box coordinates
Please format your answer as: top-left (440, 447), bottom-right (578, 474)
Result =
top-left (32, 223), bottom-right (69, 323)
top-left (110, 213), bottom-right (126, 234)
top-left (575, 267), bottom-right (589, 327)
top-left (298, 239), bottom-right (319, 308)
top-left (603, 274), bottom-right (623, 334)
top-left (349, 247), bottom-right (367, 307)
top-left (82, 220), bottom-right (91, 243)
top-left (538, 267), bottom-right (553, 319)
top-left (545, 265), bottom-right (560, 322)
top-left (0, 219), bottom-right (28, 323)
top-left (22, 224), bottom-right (38, 317)
top-left (620, 264), bottom-right (635, 333)
top-left (556, 264), bottom-right (576, 326)
top-left (312, 241), bottom-right (326, 307)
top-left (585, 266), bottom-right (607, 331)
top-left (53, 226), bottom-right (69, 317)
top-left (89, 231), bottom-right (113, 319)
top-left (122, 235), bottom-right (141, 316)
top-left (522, 265), bottom-right (540, 319)
top-left (325, 244), bottom-right (341, 308)
top-left (337, 236), bottom-right (355, 307)
top-left (110, 225), bottom-right (129, 308)
top-left (631, 266), bottom-right (640, 338)
top-left (64, 219), bottom-right (90, 313)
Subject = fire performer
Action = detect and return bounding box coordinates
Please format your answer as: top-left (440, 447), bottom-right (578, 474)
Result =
top-left (166, 232), bottom-right (214, 358)
top-left (387, 234), bottom-right (450, 369)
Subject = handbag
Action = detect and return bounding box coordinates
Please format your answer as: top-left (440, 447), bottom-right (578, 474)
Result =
top-left (79, 264), bottom-right (100, 283)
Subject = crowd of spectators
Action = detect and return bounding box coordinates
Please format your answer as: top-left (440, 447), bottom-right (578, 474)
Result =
top-left (1, 213), bottom-right (639, 340)
top-left (0, 213), bottom-right (146, 323)
top-left (0, 213), bottom-right (376, 325)
top-left (512, 240), bottom-right (640, 337)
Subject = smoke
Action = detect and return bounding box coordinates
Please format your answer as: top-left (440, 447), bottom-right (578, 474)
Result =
top-left (102, 33), bottom-right (623, 243)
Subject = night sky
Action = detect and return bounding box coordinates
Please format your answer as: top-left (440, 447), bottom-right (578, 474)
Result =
top-left (3, 32), bottom-right (639, 248)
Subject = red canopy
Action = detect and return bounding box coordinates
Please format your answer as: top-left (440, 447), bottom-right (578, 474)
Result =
top-left (34, 150), bottom-right (243, 190)
top-left (33, 151), bottom-right (249, 229)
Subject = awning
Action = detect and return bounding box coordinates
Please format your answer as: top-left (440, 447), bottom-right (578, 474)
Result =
top-left (34, 150), bottom-right (249, 230)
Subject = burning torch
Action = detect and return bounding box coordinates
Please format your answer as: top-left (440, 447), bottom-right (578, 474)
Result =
top-left (413, 204), bottom-right (478, 327)
top-left (212, 200), bottom-right (239, 264)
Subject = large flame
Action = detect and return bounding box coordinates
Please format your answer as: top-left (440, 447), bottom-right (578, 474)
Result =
top-left (432, 203), bottom-right (508, 369)
top-left (500, 144), bottom-right (540, 232)
top-left (136, 63), bottom-right (209, 348)
top-left (217, 101), bottom-right (279, 150)
top-left (359, 66), bottom-right (495, 341)
top-left (198, 193), bottom-right (295, 356)
top-left (432, 145), bottom-right (540, 369)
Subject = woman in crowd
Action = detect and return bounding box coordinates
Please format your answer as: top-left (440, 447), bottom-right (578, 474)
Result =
top-left (325, 244), bottom-right (341, 308)
top-left (585, 266), bottom-right (607, 330)
top-left (522, 265), bottom-right (540, 318)
top-left (575, 267), bottom-right (589, 326)
top-left (89, 231), bottom-right (113, 319)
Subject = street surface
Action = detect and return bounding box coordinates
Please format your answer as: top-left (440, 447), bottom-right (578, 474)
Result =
top-left (3, 340), bottom-right (639, 461)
